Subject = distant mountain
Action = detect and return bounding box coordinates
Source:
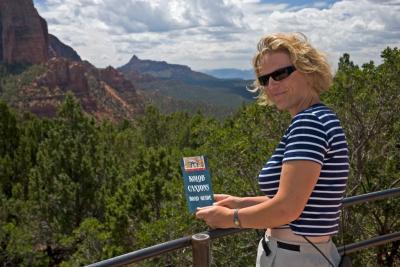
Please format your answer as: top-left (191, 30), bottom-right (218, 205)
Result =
top-left (118, 55), bottom-right (254, 109)
top-left (119, 55), bottom-right (216, 83)
top-left (201, 68), bottom-right (255, 80)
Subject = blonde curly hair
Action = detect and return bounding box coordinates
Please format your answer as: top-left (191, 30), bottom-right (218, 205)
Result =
top-left (250, 32), bottom-right (333, 105)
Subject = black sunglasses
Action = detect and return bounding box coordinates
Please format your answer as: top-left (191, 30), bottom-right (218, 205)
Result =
top-left (258, 66), bottom-right (296, 86)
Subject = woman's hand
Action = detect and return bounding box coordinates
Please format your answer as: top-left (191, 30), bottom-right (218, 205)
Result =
top-left (213, 194), bottom-right (243, 209)
top-left (195, 205), bottom-right (234, 229)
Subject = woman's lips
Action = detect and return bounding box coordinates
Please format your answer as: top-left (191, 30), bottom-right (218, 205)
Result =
top-left (273, 91), bottom-right (286, 97)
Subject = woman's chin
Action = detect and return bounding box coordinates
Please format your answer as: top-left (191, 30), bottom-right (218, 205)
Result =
top-left (274, 103), bottom-right (287, 111)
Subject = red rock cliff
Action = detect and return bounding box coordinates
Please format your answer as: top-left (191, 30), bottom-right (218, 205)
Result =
top-left (16, 57), bottom-right (145, 121)
top-left (0, 0), bottom-right (48, 64)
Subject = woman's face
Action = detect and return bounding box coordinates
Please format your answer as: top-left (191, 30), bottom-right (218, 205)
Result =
top-left (259, 51), bottom-right (317, 116)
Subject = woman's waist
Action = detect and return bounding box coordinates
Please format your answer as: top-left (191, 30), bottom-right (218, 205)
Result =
top-left (267, 228), bottom-right (330, 243)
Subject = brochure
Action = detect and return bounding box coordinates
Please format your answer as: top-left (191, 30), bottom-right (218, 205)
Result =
top-left (180, 156), bottom-right (214, 213)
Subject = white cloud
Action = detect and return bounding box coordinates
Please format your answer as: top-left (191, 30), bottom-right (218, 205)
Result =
top-left (36, 0), bottom-right (400, 71)
top-left (239, 0), bottom-right (400, 70)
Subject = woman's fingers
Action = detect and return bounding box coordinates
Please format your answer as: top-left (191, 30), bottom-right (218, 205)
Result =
top-left (214, 196), bottom-right (240, 209)
top-left (197, 206), bottom-right (212, 210)
top-left (195, 206), bottom-right (232, 229)
top-left (214, 198), bottom-right (230, 206)
top-left (196, 206), bottom-right (212, 219)
top-left (195, 209), bottom-right (204, 219)
top-left (213, 194), bottom-right (231, 202)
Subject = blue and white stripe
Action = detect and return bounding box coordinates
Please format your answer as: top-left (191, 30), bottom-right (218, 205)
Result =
top-left (258, 103), bottom-right (349, 236)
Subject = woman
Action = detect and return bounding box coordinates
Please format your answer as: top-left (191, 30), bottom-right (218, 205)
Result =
top-left (196, 32), bottom-right (349, 267)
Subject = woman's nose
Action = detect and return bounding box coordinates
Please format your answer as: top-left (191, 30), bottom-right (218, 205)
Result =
top-left (267, 77), bottom-right (280, 90)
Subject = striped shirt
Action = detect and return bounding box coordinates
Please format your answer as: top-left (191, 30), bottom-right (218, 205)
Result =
top-left (258, 103), bottom-right (349, 236)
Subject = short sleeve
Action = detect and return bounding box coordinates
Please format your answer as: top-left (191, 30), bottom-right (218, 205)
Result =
top-left (283, 114), bottom-right (328, 165)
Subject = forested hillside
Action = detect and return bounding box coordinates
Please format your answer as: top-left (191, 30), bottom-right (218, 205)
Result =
top-left (0, 48), bottom-right (399, 266)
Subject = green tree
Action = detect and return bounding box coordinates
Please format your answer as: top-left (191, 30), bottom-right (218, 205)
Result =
top-left (27, 93), bottom-right (103, 264)
top-left (0, 101), bottom-right (19, 197)
top-left (323, 48), bottom-right (400, 266)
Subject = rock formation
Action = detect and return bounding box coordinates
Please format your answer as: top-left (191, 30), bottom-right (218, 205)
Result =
top-left (36, 58), bottom-right (89, 92)
top-left (48, 34), bottom-right (81, 61)
top-left (17, 58), bottom-right (144, 121)
top-left (0, 0), bottom-right (48, 64)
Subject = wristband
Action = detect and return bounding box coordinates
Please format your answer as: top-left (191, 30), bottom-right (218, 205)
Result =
top-left (233, 208), bottom-right (242, 228)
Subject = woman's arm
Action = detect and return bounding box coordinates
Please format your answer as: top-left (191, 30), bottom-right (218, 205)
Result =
top-left (196, 160), bottom-right (321, 229)
top-left (214, 194), bottom-right (270, 209)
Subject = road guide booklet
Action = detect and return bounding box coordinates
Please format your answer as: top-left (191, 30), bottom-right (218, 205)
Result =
top-left (180, 156), bottom-right (214, 213)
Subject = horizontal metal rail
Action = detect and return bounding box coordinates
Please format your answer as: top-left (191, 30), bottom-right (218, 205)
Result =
top-left (87, 187), bottom-right (400, 267)
top-left (338, 231), bottom-right (400, 255)
top-left (87, 236), bottom-right (191, 267)
top-left (342, 187), bottom-right (400, 208)
top-left (87, 229), bottom-right (250, 267)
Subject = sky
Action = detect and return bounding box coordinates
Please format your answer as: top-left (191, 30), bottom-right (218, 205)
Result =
top-left (33, 0), bottom-right (400, 72)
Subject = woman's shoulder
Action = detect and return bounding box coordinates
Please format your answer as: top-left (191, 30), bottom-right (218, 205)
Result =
top-left (295, 103), bottom-right (332, 117)
top-left (286, 103), bottom-right (345, 144)
top-left (292, 103), bottom-right (340, 127)
top-left (289, 104), bottom-right (325, 129)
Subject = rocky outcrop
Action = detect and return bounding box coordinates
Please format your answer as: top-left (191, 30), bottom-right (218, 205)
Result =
top-left (36, 58), bottom-right (89, 92)
top-left (0, 0), bottom-right (48, 64)
top-left (48, 34), bottom-right (81, 61)
top-left (99, 66), bottom-right (146, 112)
top-left (17, 57), bottom-right (144, 121)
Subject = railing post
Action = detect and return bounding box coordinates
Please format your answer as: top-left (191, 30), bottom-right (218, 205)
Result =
top-left (191, 233), bottom-right (211, 267)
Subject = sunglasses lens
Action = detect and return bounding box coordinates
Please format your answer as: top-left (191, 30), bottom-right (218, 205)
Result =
top-left (257, 66), bottom-right (296, 86)
top-left (272, 69), bottom-right (290, 81)
top-left (258, 75), bottom-right (269, 86)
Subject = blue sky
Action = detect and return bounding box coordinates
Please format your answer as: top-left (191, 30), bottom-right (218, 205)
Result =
top-left (33, 0), bottom-right (400, 71)
top-left (33, 0), bottom-right (45, 5)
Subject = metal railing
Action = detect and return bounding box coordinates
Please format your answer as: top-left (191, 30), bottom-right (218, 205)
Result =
top-left (87, 187), bottom-right (400, 267)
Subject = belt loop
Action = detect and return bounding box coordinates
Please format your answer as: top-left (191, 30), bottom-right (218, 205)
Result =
top-left (262, 237), bottom-right (271, 256)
